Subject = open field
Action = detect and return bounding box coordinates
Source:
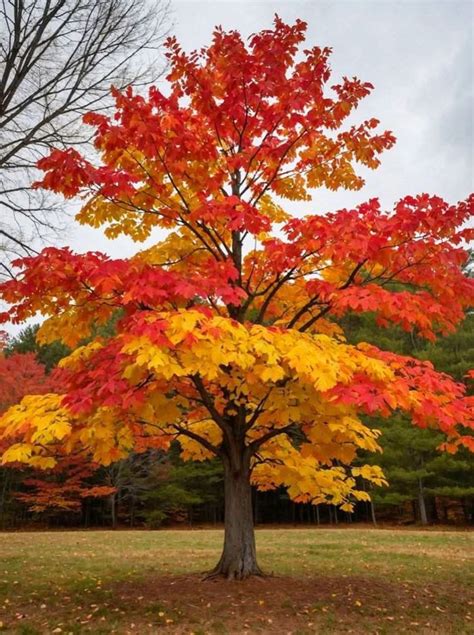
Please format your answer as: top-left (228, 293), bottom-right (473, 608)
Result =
top-left (0, 528), bottom-right (472, 634)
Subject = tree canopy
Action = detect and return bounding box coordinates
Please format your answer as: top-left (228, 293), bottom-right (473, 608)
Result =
top-left (0, 16), bottom-right (472, 577)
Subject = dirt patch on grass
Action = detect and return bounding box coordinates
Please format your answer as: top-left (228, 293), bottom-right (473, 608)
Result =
top-left (108, 573), bottom-right (472, 634)
top-left (0, 572), bottom-right (471, 633)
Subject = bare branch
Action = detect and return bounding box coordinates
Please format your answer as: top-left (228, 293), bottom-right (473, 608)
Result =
top-left (0, 0), bottom-right (171, 275)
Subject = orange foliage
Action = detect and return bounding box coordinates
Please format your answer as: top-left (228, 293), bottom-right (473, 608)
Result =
top-left (0, 17), bottom-right (472, 512)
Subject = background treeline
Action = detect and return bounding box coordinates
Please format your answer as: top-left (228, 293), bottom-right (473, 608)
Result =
top-left (1, 313), bottom-right (473, 529)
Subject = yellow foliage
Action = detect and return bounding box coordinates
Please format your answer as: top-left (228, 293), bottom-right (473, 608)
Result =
top-left (0, 307), bottom-right (394, 506)
top-left (179, 420), bottom-right (223, 461)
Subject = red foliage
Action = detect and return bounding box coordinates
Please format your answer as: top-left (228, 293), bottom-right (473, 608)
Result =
top-left (0, 351), bottom-right (113, 513)
top-left (0, 17), bottom-right (472, 517)
top-left (16, 455), bottom-right (115, 513)
top-left (0, 352), bottom-right (55, 413)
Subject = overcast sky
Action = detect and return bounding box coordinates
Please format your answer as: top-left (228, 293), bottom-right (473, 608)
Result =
top-left (5, 0), bottom-right (473, 335)
top-left (67, 0), bottom-right (473, 254)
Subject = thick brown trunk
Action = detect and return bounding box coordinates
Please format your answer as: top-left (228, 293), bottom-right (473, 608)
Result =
top-left (208, 457), bottom-right (263, 580)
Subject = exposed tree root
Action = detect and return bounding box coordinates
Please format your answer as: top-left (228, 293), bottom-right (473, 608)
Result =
top-left (202, 558), bottom-right (266, 581)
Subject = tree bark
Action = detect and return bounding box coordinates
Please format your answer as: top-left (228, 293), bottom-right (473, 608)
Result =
top-left (370, 500), bottom-right (377, 527)
top-left (207, 457), bottom-right (263, 580)
top-left (110, 492), bottom-right (117, 529)
top-left (418, 479), bottom-right (428, 525)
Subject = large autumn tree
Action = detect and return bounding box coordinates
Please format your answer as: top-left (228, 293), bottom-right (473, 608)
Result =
top-left (0, 18), bottom-right (473, 578)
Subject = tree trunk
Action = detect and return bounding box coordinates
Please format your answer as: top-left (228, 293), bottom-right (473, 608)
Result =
top-left (0, 470), bottom-right (10, 528)
top-left (418, 479), bottom-right (428, 525)
top-left (253, 489), bottom-right (259, 525)
top-left (110, 492), bottom-right (117, 529)
top-left (370, 500), bottom-right (377, 527)
top-left (207, 458), bottom-right (262, 580)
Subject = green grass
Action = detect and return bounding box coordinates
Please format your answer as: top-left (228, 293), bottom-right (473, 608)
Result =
top-left (0, 527), bottom-right (472, 633)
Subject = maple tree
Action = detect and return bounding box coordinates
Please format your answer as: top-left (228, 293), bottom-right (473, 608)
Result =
top-left (0, 17), bottom-right (473, 578)
top-left (0, 347), bottom-right (113, 515)
top-left (0, 350), bottom-right (55, 413)
top-left (14, 454), bottom-right (115, 515)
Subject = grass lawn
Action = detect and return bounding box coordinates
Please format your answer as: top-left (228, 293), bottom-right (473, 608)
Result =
top-left (0, 527), bottom-right (472, 634)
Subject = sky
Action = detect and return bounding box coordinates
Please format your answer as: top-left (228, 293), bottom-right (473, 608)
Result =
top-left (67, 0), bottom-right (473, 254)
top-left (5, 0), bottom-right (474, 335)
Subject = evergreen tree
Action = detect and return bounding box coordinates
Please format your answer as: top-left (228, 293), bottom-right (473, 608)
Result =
top-left (345, 314), bottom-right (474, 524)
top-left (5, 324), bottom-right (69, 372)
